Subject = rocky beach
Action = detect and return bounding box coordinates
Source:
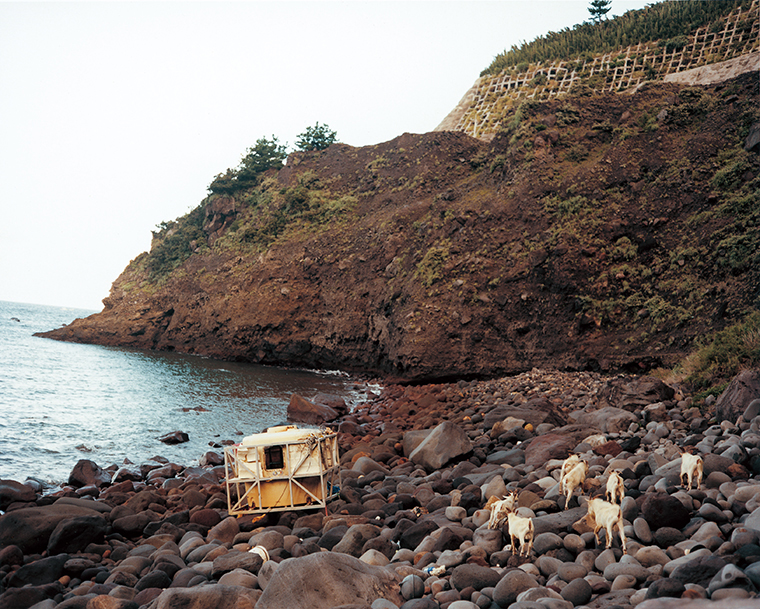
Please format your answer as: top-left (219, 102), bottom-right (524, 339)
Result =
top-left (2, 368), bottom-right (760, 609)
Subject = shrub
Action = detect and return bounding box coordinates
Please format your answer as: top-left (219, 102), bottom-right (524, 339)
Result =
top-left (296, 123), bottom-right (338, 152)
top-left (208, 136), bottom-right (287, 195)
top-left (147, 205), bottom-right (207, 280)
top-left (685, 310), bottom-right (760, 391)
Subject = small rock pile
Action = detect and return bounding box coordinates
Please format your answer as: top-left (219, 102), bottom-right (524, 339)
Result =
top-left (1, 369), bottom-right (760, 609)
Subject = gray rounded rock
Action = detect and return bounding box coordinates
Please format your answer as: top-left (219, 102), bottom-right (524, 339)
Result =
top-left (217, 568), bottom-right (258, 588)
top-left (634, 546), bottom-right (670, 568)
top-left (633, 517), bottom-right (652, 544)
top-left (562, 533), bottom-right (585, 555)
top-left (621, 496), bottom-right (638, 521)
top-left (450, 564), bottom-right (501, 591)
top-left (559, 577), bottom-right (592, 606)
top-left (576, 550), bottom-right (596, 572)
top-left (446, 506), bottom-right (467, 522)
top-left (533, 532), bottom-right (563, 555)
top-left (743, 399), bottom-right (760, 422)
top-left (535, 555), bottom-right (563, 578)
top-left (698, 502), bottom-right (728, 523)
top-left (705, 471), bottom-right (732, 489)
top-left (492, 568), bottom-right (538, 607)
top-left (472, 528), bottom-right (503, 556)
top-left (707, 564), bottom-right (751, 595)
top-left (594, 549), bottom-right (618, 572)
top-left (401, 574), bottom-right (425, 600)
top-left (557, 562), bottom-right (587, 582)
top-left (645, 578), bottom-right (686, 599)
top-left (603, 563), bottom-right (649, 583)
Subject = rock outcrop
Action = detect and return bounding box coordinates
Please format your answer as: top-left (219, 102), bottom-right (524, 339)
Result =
top-left (37, 72), bottom-right (760, 382)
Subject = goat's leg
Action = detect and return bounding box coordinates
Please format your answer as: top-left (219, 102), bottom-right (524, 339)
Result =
top-left (617, 520), bottom-right (628, 554)
top-left (593, 524), bottom-right (601, 549)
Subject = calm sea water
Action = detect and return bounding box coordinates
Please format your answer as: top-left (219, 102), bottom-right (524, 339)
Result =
top-left (0, 301), bottom-right (371, 488)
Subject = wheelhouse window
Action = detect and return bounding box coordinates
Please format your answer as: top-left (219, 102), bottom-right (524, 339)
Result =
top-left (264, 445), bottom-right (284, 470)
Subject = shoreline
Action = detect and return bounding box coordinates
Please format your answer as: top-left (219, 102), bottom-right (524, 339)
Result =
top-left (1, 369), bottom-right (760, 609)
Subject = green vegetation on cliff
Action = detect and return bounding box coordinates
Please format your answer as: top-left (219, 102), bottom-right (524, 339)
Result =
top-left (482, 0), bottom-right (753, 76)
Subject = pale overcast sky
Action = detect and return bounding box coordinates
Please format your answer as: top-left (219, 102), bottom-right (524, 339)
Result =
top-left (1, 1), bottom-right (652, 311)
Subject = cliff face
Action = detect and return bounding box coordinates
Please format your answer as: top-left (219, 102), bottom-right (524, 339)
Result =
top-left (40, 74), bottom-right (760, 382)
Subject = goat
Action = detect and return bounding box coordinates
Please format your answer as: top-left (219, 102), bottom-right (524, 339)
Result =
top-left (559, 454), bottom-right (581, 483)
top-left (560, 460), bottom-right (588, 509)
top-left (680, 451), bottom-right (704, 490)
top-left (487, 490), bottom-right (518, 530)
top-left (586, 498), bottom-right (628, 554)
top-left (506, 510), bottom-right (534, 557)
top-left (605, 471), bottom-right (625, 505)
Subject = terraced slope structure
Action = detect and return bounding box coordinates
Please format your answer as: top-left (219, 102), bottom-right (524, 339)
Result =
top-left (40, 71), bottom-right (760, 382)
top-left (437, 0), bottom-right (758, 139)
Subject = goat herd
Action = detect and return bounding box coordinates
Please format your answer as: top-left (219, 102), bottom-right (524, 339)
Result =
top-left (484, 451), bottom-right (705, 559)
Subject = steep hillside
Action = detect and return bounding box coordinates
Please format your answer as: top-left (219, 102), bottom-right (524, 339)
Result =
top-left (40, 73), bottom-right (760, 382)
top-left (437, 0), bottom-right (758, 139)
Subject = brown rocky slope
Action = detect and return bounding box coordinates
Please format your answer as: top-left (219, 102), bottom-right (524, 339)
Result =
top-left (39, 73), bottom-right (760, 382)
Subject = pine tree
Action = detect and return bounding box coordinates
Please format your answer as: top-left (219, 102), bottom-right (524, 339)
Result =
top-left (588, 0), bottom-right (612, 23)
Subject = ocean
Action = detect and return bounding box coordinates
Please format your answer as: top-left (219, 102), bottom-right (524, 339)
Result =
top-left (0, 301), bottom-right (371, 489)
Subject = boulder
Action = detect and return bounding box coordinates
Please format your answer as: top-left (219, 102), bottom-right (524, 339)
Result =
top-left (207, 517), bottom-right (240, 545)
top-left (0, 582), bottom-right (63, 609)
top-left (211, 551), bottom-right (263, 579)
top-left (147, 585), bottom-right (261, 609)
top-left (744, 399), bottom-right (760, 422)
top-left (533, 507), bottom-right (588, 536)
top-left (492, 568), bottom-right (538, 607)
top-left (7, 554), bottom-right (69, 588)
top-left (47, 514), bottom-right (108, 554)
top-left (0, 479), bottom-right (36, 510)
top-left (715, 369), bottom-right (760, 423)
top-left (402, 429), bottom-right (433, 457)
top-left (523, 434), bottom-right (576, 469)
top-left (641, 493), bottom-right (691, 531)
top-left (576, 407), bottom-right (638, 433)
top-left (561, 577), bottom-right (593, 606)
top-left (313, 393), bottom-right (348, 416)
top-left (287, 394), bottom-right (338, 425)
top-left (157, 431), bottom-right (189, 445)
top-left (409, 421), bottom-right (472, 472)
top-left (68, 459), bottom-right (111, 488)
top-left (398, 520), bottom-right (439, 550)
top-left (332, 524), bottom-right (382, 557)
top-left (483, 397), bottom-right (567, 430)
top-left (449, 564), bottom-right (502, 591)
top-left (254, 552), bottom-right (402, 609)
top-left (597, 376), bottom-right (675, 412)
top-left (0, 504), bottom-right (101, 554)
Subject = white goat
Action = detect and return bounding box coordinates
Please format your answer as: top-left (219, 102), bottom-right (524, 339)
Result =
top-left (605, 471), bottom-right (625, 505)
top-left (506, 510), bottom-right (534, 558)
top-left (487, 491), bottom-right (518, 530)
top-left (680, 452), bottom-right (704, 490)
top-left (586, 498), bottom-right (628, 554)
top-left (559, 454), bottom-right (581, 483)
top-left (560, 460), bottom-right (588, 509)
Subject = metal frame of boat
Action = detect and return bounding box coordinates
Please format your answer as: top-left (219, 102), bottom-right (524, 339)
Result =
top-left (224, 425), bottom-right (340, 515)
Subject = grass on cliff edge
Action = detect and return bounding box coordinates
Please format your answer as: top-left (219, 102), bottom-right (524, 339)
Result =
top-left (656, 310), bottom-right (760, 404)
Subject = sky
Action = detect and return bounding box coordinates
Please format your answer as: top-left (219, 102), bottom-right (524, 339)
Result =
top-left (0, 0), bottom-right (653, 311)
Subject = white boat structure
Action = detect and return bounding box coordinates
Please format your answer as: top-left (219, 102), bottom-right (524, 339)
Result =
top-left (224, 425), bottom-right (340, 515)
